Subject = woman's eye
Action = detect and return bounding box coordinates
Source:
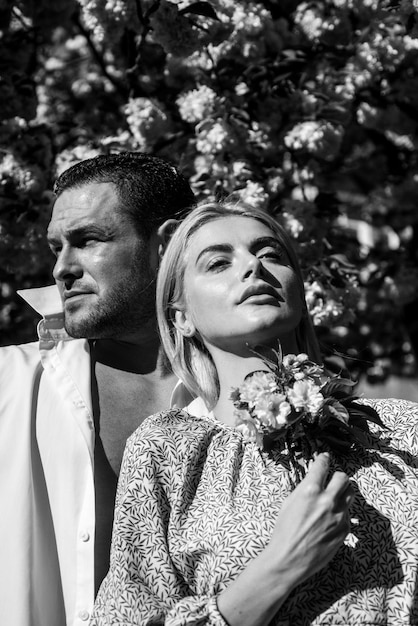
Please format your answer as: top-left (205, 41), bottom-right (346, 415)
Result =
top-left (258, 248), bottom-right (284, 261)
top-left (206, 258), bottom-right (229, 272)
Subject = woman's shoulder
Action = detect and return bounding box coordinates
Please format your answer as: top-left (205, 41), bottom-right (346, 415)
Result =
top-left (121, 408), bottom-right (234, 487)
top-left (127, 407), bottom-right (221, 451)
top-left (356, 397), bottom-right (418, 455)
top-left (360, 395), bottom-right (418, 413)
top-left (357, 396), bottom-right (418, 424)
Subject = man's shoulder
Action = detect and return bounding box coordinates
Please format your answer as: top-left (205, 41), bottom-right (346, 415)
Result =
top-left (0, 342), bottom-right (42, 414)
top-left (0, 340), bottom-right (40, 365)
top-left (0, 337), bottom-right (89, 379)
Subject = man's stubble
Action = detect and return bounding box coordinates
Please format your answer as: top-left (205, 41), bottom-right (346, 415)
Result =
top-left (64, 247), bottom-right (157, 340)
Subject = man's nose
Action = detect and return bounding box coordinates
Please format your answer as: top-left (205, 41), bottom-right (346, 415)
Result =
top-left (52, 247), bottom-right (82, 283)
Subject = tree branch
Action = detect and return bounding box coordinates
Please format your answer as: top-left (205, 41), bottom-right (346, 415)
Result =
top-left (72, 10), bottom-right (129, 98)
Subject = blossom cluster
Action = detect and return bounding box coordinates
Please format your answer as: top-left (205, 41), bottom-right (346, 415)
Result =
top-left (232, 354), bottom-right (324, 448)
top-left (231, 349), bottom-right (384, 482)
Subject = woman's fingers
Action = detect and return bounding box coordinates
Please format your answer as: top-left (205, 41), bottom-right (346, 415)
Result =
top-left (325, 471), bottom-right (354, 511)
top-left (304, 452), bottom-right (354, 511)
top-left (303, 452), bottom-right (331, 492)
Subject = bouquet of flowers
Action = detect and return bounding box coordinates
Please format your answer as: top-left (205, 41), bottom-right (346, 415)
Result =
top-left (230, 346), bottom-right (385, 483)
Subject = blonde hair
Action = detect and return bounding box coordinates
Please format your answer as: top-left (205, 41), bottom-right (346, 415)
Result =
top-left (157, 201), bottom-right (321, 409)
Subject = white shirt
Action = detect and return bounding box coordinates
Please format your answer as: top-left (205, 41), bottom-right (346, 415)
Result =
top-left (0, 285), bottom-right (188, 626)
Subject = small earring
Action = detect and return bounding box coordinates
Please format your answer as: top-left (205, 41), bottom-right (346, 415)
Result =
top-left (183, 325), bottom-right (194, 337)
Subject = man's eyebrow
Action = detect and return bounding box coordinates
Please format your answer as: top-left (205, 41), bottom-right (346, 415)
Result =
top-left (47, 224), bottom-right (112, 243)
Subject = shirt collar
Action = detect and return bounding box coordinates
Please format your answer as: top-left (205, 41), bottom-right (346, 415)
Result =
top-left (17, 285), bottom-right (71, 342)
top-left (18, 285), bottom-right (197, 409)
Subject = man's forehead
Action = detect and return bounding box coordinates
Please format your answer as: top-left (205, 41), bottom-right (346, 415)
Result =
top-left (50, 181), bottom-right (119, 215)
top-left (47, 213), bottom-right (118, 240)
top-left (47, 183), bottom-right (123, 234)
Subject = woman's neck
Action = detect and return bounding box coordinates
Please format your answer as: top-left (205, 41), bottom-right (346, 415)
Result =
top-left (212, 353), bottom-right (266, 426)
top-left (210, 334), bottom-right (299, 426)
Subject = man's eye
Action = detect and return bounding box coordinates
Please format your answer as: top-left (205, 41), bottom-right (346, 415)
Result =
top-left (49, 246), bottom-right (61, 258)
top-left (78, 236), bottom-right (98, 247)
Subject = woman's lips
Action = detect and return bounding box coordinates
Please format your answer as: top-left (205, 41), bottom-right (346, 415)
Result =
top-left (238, 283), bottom-right (279, 304)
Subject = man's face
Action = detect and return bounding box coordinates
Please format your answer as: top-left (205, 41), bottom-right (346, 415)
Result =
top-left (47, 181), bottom-right (158, 340)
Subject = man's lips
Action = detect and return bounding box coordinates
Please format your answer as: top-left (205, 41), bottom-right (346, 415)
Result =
top-left (238, 283), bottom-right (280, 304)
top-left (63, 290), bottom-right (93, 301)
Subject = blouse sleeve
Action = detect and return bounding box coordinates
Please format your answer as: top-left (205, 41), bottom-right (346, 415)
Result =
top-left (90, 415), bottom-right (228, 626)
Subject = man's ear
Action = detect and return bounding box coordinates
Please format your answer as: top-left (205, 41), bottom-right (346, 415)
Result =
top-left (156, 219), bottom-right (179, 258)
top-left (173, 308), bottom-right (196, 338)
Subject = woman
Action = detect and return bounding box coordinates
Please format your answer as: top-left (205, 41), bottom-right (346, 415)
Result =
top-left (92, 202), bottom-right (418, 625)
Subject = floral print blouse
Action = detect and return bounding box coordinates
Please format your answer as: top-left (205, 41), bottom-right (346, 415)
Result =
top-left (91, 398), bottom-right (418, 625)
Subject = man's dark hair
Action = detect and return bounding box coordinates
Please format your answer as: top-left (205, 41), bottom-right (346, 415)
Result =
top-left (53, 152), bottom-right (196, 237)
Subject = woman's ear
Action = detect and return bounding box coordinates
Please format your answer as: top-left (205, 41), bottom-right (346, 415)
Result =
top-left (173, 308), bottom-right (196, 338)
top-left (156, 219), bottom-right (179, 259)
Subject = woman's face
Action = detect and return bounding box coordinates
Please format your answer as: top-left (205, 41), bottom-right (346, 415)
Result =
top-left (177, 216), bottom-right (303, 354)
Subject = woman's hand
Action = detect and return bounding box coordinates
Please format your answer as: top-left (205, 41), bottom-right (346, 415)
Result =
top-left (267, 452), bottom-right (353, 588)
top-left (217, 452), bottom-right (353, 626)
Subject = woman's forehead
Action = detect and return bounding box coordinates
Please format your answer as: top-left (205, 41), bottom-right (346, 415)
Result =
top-left (187, 215), bottom-right (278, 250)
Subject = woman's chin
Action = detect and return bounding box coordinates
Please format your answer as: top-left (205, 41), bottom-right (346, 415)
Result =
top-left (242, 317), bottom-right (299, 348)
top-left (217, 329), bottom-right (298, 357)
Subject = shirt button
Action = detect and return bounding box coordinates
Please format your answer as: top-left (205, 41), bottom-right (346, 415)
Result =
top-left (78, 609), bottom-right (89, 621)
top-left (79, 530), bottom-right (90, 542)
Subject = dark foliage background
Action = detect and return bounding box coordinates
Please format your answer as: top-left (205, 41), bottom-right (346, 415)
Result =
top-left (1, 0), bottom-right (418, 386)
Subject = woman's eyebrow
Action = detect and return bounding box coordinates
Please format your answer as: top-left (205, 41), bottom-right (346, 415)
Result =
top-left (194, 237), bottom-right (281, 263)
top-left (195, 243), bottom-right (232, 264)
top-left (250, 236), bottom-right (281, 250)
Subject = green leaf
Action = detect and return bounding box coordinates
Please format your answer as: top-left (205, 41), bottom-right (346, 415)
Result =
top-left (349, 402), bottom-right (387, 429)
top-left (347, 425), bottom-right (374, 447)
top-left (347, 416), bottom-right (371, 433)
top-left (321, 378), bottom-right (356, 400)
top-left (319, 434), bottom-right (352, 453)
top-left (326, 401), bottom-right (350, 424)
top-left (328, 253), bottom-right (357, 269)
top-left (179, 1), bottom-right (220, 20)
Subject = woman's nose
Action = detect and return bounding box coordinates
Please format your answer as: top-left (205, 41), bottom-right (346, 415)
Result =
top-left (52, 247), bottom-right (82, 283)
top-left (240, 253), bottom-right (263, 280)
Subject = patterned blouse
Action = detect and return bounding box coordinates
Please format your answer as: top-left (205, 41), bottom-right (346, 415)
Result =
top-left (91, 398), bottom-right (418, 625)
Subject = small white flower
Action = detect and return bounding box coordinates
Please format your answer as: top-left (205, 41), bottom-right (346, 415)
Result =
top-left (253, 394), bottom-right (290, 429)
top-left (283, 353), bottom-right (309, 368)
top-left (176, 86), bottom-right (217, 123)
top-left (287, 379), bottom-right (324, 415)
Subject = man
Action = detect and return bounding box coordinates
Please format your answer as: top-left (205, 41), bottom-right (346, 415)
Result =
top-left (0, 152), bottom-right (195, 626)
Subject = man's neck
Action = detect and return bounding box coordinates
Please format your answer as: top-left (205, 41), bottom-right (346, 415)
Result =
top-left (90, 336), bottom-right (171, 375)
